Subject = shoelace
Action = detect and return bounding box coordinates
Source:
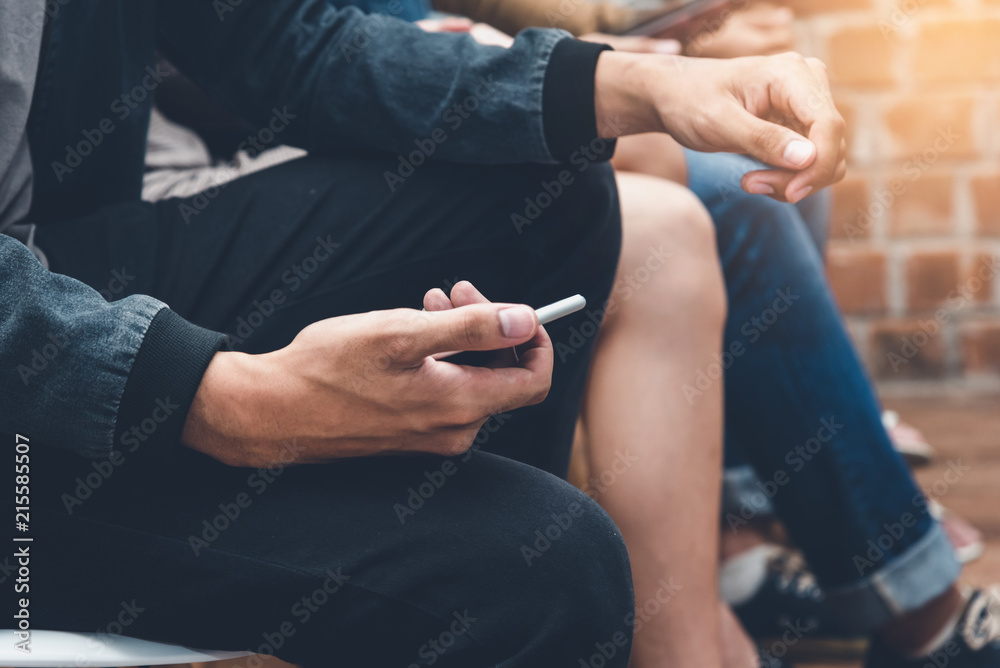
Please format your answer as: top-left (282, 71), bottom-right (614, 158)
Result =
top-left (771, 550), bottom-right (822, 600)
top-left (960, 587), bottom-right (1000, 651)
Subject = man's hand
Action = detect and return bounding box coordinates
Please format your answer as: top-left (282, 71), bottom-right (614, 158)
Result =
top-left (181, 283), bottom-right (552, 467)
top-left (594, 51), bottom-right (846, 203)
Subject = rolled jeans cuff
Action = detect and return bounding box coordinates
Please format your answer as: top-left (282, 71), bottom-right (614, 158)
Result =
top-left (825, 522), bottom-right (961, 633)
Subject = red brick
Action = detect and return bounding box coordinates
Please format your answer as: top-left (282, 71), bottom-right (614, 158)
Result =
top-left (971, 173), bottom-right (1000, 237)
top-left (964, 253), bottom-right (999, 303)
top-left (870, 319), bottom-right (947, 379)
top-left (915, 20), bottom-right (1000, 83)
top-left (905, 249), bottom-right (961, 310)
top-left (961, 321), bottom-right (1000, 375)
top-left (883, 94), bottom-right (976, 159)
top-left (835, 98), bottom-right (859, 162)
top-left (829, 177), bottom-right (873, 240)
top-left (828, 26), bottom-right (896, 87)
top-left (827, 246), bottom-right (887, 313)
top-left (886, 172), bottom-right (953, 237)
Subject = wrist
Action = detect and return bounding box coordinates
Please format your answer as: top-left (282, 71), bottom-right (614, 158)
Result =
top-left (594, 51), bottom-right (669, 137)
top-left (181, 350), bottom-right (279, 465)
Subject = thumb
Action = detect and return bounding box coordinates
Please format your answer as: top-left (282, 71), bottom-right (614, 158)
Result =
top-left (409, 303), bottom-right (538, 361)
top-left (730, 112), bottom-right (816, 170)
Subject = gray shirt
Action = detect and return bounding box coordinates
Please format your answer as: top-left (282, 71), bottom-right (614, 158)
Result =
top-left (0, 0), bottom-right (44, 256)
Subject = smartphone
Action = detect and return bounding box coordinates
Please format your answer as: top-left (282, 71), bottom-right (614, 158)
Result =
top-left (617, 0), bottom-right (735, 41)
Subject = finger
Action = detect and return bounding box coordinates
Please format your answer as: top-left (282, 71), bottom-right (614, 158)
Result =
top-left (449, 280), bottom-right (491, 307)
top-left (427, 328), bottom-right (554, 413)
top-left (402, 303), bottom-right (540, 362)
top-left (423, 288), bottom-right (455, 312)
top-left (741, 168), bottom-right (794, 202)
top-left (725, 106), bottom-right (817, 172)
top-left (447, 282), bottom-right (531, 368)
top-left (780, 57), bottom-right (845, 199)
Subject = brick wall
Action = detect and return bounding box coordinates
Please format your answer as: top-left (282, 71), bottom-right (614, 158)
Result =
top-left (791, 3), bottom-right (1000, 388)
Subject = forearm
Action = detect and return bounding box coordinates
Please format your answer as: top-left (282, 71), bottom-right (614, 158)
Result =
top-left (0, 235), bottom-right (224, 460)
top-left (157, 0), bottom-right (607, 165)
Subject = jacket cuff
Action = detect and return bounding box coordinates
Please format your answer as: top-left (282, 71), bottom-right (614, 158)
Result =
top-left (542, 38), bottom-right (617, 163)
top-left (114, 308), bottom-right (226, 462)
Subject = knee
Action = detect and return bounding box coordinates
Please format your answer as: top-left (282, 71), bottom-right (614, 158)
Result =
top-left (612, 174), bottom-right (726, 334)
top-left (479, 457), bottom-right (634, 664)
top-left (522, 490), bottom-right (635, 665)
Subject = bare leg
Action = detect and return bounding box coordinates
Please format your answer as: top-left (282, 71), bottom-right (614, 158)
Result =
top-left (581, 172), bottom-right (727, 667)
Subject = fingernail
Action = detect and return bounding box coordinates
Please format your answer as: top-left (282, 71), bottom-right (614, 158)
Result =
top-left (746, 182), bottom-right (775, 195)
top-left (499, 306), bottom-right (536, 338)
top-left (789, 185), bottom-right (814, 202)
top-left (783, 140), bottom-right (814, 167)
top-left (655, 40), bottom-right (682, 54)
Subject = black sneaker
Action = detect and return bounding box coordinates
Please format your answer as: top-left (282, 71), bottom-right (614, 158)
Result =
top-left (865, 588), bottom-right (1000, 668)
top-left (734, 548), bottom-right (868, 662)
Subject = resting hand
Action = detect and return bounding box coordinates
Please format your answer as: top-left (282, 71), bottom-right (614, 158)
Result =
top-left (594, 51), bottom-right (846, 203)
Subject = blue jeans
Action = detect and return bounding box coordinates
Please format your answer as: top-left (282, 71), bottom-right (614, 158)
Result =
top-left (686, 149), bottom-right (960, 631)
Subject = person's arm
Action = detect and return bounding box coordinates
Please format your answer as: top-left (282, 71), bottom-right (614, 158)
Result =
top-left (431, 0), bottom-right (635, 38)
top-left (156, 0), bottom-right (610, 165)
top-left (0, 235), bottom-right (225, 460)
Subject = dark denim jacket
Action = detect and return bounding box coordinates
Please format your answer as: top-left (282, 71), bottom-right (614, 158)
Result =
top-left (1, 0), bottom-right (605, 460)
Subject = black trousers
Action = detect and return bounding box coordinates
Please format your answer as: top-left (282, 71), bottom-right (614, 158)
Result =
top-left (20, 151), bottom-right (632, 667)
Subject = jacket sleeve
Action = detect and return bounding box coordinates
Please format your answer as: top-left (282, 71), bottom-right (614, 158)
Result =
top-left (0, 234), bottom-right (225, 460)
top-left (155, 0), bottom-right (608, 164)
top-left (431, 0), bottom-right (635, 38)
